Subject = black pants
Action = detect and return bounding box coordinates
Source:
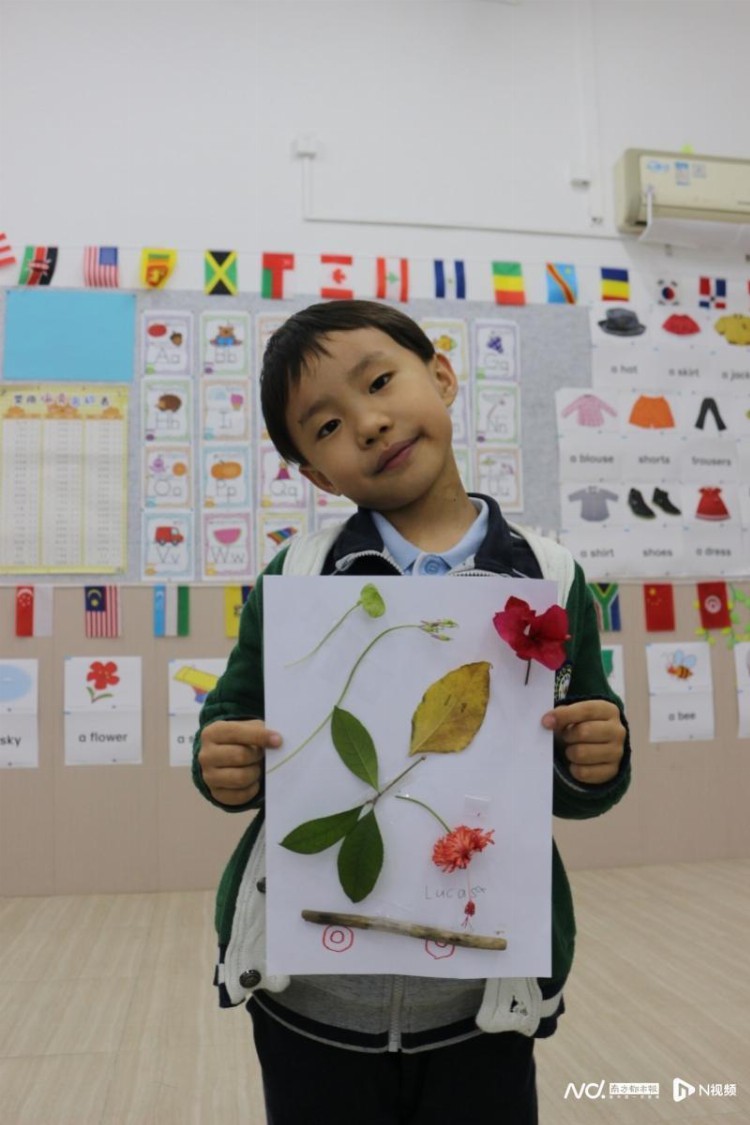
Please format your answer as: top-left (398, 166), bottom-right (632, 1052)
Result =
top-left (249, 998), bottom-right (538, 1125)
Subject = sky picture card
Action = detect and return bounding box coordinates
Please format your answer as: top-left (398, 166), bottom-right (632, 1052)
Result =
top-left (264, 574), bottom-right (560, 980)
top-left (4, 290), bottom-right (135, 382)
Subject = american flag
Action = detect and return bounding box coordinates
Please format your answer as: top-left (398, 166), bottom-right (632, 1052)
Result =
top-left (0, 232), bottom-right (17, 268)
top-left (85, 586), bottom-right (121, 638)
top-left (84, 246), bottom-right (119, 287)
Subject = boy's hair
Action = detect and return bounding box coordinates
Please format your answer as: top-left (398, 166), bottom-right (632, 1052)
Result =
top-left (260, 300), bottom-right (435, 465)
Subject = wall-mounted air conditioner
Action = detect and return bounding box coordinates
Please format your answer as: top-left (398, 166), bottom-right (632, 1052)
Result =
top-left (614, 150), bottom-right (750, 250)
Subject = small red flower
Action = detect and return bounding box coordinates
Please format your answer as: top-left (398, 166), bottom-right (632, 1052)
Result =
top-left (492, 596), bottom-right (569, 676)
top-left (463, 900), bottom-right (476, 918)
top-left (431, 825), bottom-right (495, 874)
top-left (86, 660), bottom-right (120, 691)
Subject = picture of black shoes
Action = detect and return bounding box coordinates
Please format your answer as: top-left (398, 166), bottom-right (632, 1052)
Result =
top-left (628, 488), bottom-right (656, 518)
top-left (651, 488), bottom-right (681, 516)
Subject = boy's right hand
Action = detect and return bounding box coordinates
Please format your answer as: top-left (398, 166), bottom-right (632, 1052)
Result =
top-left (198, 719), bottom-right (282, 806)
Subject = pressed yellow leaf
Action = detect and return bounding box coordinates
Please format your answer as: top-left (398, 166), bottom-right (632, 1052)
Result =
top-left (409, 661), bottom-right (491, 755)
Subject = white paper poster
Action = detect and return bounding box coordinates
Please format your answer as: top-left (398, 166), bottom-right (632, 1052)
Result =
top-left (645, 642), bottom-right (714, 742)
top-left (168, 658), bottom-right (228, 766)
top-left (734, 642), bottom-right (750, 739)
top-left (264, 574), bottom-right (560, 980)
top-left (0, 659), bottom-right (39, 768)
top-left (64, 656), bottom-right (142, 764)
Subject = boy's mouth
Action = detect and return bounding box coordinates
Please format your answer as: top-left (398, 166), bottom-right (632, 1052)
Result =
top-left (374, 438), bottom-right (417, 473)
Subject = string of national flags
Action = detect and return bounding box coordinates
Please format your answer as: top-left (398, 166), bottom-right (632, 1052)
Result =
top-left (13, 584), bottom-right (256, 640)
top-left (1, 234), bottom-right (749, 308)
top-left (11, 581), bottom-right (749, 644)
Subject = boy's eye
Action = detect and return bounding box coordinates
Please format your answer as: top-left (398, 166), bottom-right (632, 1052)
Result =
top-left (369, 373), bottom-right (392, 392)
top-left (317, 419), bottom-right (339, 439)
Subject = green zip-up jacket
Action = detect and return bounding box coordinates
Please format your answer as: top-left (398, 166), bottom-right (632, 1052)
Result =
top-left (193, 497), bottom-right (631, 1050)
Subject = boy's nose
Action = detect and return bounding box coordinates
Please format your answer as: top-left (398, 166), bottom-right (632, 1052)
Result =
top-left (357, 411), bottom-right (391, 445)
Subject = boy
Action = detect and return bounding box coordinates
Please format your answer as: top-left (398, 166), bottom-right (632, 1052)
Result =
top-left (194, 301), bottom-right (630, 1125)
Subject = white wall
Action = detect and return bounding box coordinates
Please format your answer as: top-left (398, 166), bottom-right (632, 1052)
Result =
top-left (1, 0), bottom-right (749, 289)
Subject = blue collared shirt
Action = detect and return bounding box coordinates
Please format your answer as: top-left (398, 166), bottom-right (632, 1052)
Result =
top-left (371, 497), bottom-right (489, 575)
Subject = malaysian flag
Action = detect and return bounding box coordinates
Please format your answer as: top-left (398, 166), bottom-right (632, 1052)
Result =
top-left (84, 586), bottom-right (121, 638)
top-left (84, 246), bottom-right (119, 287)
top-left (0, 232), bottom-right (17, 268)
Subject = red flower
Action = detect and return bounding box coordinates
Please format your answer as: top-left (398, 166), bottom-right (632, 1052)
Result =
top-left (86, 660), bottom-right (120, 691)
top-left (431, 825), bottom-right (495, 874)
top-left (492, 596), bottom-right (569, 673)
top-left (463, 900), bottom-right (476, 918)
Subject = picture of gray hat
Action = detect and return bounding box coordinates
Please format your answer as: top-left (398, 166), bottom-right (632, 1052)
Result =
top-left (597, 307), bottom-right (647, 336)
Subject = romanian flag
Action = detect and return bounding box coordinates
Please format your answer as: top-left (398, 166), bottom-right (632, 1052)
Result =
top-left (375, 258), bottom-right (409, 302)
top-left (261, 253), bottom-right (295, 299)
top-left (18, 246), bottom-right (58, 286)
top-left (205, 250), bottom-right (238, 296)
top-left (546, 262), bottom-right (578, 304)
top-left (600, 267), bottom-right (630, 302)
top-left (141, 248), bottom-right (177, 289)
top-left (153, 585), bottom-right (191, 637)
top-left (224, 585), bottom-right (252, 638)
top-left (492, 261), bottom-right (525, 306)
top-left (320, 254), bottom-right (354, 299)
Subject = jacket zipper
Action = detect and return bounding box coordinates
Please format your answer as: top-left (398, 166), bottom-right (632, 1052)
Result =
top-left (387, 975), bottom-right (405, 1051)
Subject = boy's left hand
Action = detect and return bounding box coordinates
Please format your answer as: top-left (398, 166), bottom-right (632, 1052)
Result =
top-left (541, 699), bottom-right (626, 785)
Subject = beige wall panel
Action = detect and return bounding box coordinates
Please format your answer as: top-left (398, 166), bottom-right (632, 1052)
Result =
top-left (1, 578), bottom-right (748, 895)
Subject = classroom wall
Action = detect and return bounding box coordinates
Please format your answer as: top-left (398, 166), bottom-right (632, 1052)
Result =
top-left (1, 0), bottom-right (749, 894)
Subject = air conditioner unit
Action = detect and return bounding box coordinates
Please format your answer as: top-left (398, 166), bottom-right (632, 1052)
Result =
top-left (614, 149), bottom-right (750, 234)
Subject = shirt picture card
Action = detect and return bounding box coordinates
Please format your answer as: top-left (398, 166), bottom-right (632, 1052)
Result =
top-left (264, 574), bottom-right (560, 980)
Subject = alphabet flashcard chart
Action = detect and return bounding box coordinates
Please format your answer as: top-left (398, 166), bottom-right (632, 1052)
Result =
top-left (168, 658), bottom-right (228, 765)
top-left (264, 573), bottom-right (558, 980)
top-left (0, 659), bottom-right (39, 769)
top-left (645, 641), bottom-right (714, 742)
top-left (200, 311), bottom-right (251, 377)
top-left (141, 310), bottom-right (193, 376)
top-left (0, 384), bottom-right (128, 574)
top-left (64, 656), bottom-right (142, 764)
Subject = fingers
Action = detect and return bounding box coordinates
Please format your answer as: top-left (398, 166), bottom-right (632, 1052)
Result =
top-left (541, 701), bottom-right (625, 785)
top-left (198, 720), bottom-right (282, 805)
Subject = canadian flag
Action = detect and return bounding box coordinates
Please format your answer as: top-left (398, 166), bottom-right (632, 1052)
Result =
top-left (375, 257), bottom-right (409, 302)
top-left (320, 254), bottom-right (354, 300)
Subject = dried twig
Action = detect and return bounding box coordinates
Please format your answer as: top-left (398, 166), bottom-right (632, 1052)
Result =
top-left (301, 909), bottom-right (507, 951)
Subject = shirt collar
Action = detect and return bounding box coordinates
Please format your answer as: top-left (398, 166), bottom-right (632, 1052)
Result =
top-left (370, 498), bottom-right (489, 574)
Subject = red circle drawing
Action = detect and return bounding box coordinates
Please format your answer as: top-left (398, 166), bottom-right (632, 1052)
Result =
top-left (322, 925), bottom-right (354, 953)
top-left (425, 939), bottom-right (456, 960)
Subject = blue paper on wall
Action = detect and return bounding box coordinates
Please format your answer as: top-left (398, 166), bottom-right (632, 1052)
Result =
top-left (3, 290), bottom-right (135, 382)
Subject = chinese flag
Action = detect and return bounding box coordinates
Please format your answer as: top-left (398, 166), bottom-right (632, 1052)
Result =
top-left (696, 582), bottom-right (731, 630)
top-left (643, 584), bottom-right (675, 632)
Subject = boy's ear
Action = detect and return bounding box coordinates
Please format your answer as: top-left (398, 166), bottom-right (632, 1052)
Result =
top-left (433, 353), bottom-right (459, 406)
top-left (299, 465), bottom-right (342, 496)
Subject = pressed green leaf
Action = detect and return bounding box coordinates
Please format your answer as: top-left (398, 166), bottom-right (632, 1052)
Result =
top-left (331, 707), bottom-right (379, 788)
top-left (360, 583), bottom-right (386, 618)
top-left (279, 805), bottom-right (364, 854)
top-left (337, 809), bottom-right (384, 902)
top-left (409, 661), bottom-right (491, 755)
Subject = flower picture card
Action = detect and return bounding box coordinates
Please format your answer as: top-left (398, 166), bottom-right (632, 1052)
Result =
top-left (264, 574), bottom-right (562, 980)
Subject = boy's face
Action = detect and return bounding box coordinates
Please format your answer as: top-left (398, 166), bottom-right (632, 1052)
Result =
top-left (286, 327), bottom-right (460, 516)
